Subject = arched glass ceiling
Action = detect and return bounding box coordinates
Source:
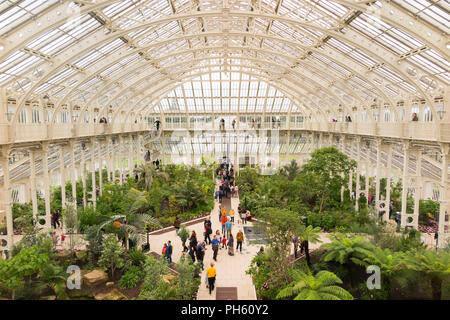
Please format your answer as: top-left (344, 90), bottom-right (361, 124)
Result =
top-left (0, 0), bottom-right (448, 120)
top-left (152, 72), bottom-right (301, 114)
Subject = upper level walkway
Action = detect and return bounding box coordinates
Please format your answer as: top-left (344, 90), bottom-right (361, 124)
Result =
top-left (0, 120), bottom-right (448, 146)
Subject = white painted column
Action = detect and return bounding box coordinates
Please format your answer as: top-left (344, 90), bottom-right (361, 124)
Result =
top-left (81, 144), bottom-right (87, 208)
top-left (438, 145), bottom-right (449, 248)
top-left (70, 140), bottom-right (77, 209)
top-left (355, 138), bottom-right (361, 211)
top-left (41, 143), bottom-right (51, 229)
top-left (0, 148), bottom-right (14, 252)
top-left (375, 138), bottom-right (382, 214)
top-left (90, 138), bottom-right (97, 210)
top-left (98, 141), bottom-right (103, 196)
top-left (120, 136), bottom-right (124, 185)
top-left (130, 134), bottom-right (134, 173)
top-left (401, 142), bottom-right (410, 228)
top-left (385, 144), bottom-right (392, 222)
top-left (29, 150), bottom-right (38, 222)
top-left (59, 146), bottom-right (66, 209)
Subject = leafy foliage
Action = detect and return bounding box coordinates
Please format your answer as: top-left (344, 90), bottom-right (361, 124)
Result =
top-left (276, 268), bottom-right (353, 300)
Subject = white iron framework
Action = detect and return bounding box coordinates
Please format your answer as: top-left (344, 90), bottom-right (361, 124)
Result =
top-left (0, 0), bottom-right (449, 253)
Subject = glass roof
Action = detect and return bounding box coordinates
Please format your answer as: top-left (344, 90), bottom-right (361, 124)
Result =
top-left (0, 0), bottom-right (447, 118)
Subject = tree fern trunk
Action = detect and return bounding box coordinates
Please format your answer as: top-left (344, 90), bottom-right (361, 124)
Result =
top-left (431, 277), bottom-right (442, 300)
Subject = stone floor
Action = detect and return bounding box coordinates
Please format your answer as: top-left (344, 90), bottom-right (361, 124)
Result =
top-left (148, 194), bottom-right (259, 300)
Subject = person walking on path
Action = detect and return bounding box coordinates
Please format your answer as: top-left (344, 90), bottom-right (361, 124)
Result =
top-left (162, 243), bottom-right (167, 256)
top-left (227, 233), bottom-right (234, 256)
top-left (211, 235), bottom-right (219, 261)
top-left (221, 214), bottom-right (227, 234)
top-left (204, 217), bottom-right (212, 244)
top-left (189, 231), bottom-right (198, 260)
top-left (197, 241), bottom-right (206, 270)
top-left (225, 218), bottom-right (232, 238)
top-left (230, 208), bottom-right (235, 223)
top-left (173, 217), bottom-right (181, 234)
top-left (206, 262), bottom-right (217, 295)
top-left (240, 210), bottom-right (247, 224)
top-left (188, 244), bottom-right (196, 263)
top-left (236, 230), bottom-right (244, 253)
top-left (166, 241), bottom-right (173, 264)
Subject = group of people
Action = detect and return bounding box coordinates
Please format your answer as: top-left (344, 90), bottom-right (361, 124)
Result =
top-left (161, 240), bottom-right (173, 264)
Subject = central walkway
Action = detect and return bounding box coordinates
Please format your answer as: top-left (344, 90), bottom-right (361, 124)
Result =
top-left (148, 186), bottom-right (259, 300)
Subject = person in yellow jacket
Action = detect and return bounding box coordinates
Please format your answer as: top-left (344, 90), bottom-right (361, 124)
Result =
top-left (206, 262), bottom-right (217, 295)
top-left (236, 229), bottom-right (244, 253)
top-left (230, 209), bottom-right (235, 224)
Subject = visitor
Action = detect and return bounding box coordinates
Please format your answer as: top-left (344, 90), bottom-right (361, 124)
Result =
top-left (162, 243), bottom-right (167, 256)
top-left (232, 119), bottom-right (236, 130)
top-left (215, 188), bottom-right (219, 201)
top-left (240, 209), bottom-right (246, 224)
top-left (234, 185), bottom-right (238, 197)
top-left (189, 231), bottom-right (198, 261)
top-left (166, 241), bottom-right (173, 264)
top-left (236, 229), bottom-right (244, 253)
top-left (230, 208), bottom-right (235, 223)
top-left (206, 262), bottom-right (217, 295)
top-left (221, 214), bottom-right (227, 234)
top-left (395, 212), bottom-right (401, 230)
top-left (188, 245), bottom-right (196, 263)
top-left (228, 233), bottom-right (234, 256)
top-left (155, 119), bottom-right (161, 130)
top-left (389, 201), bottom-right (393, 219)
top-left (197, 241), bottom-right (206, 270)
top-left (51, 210), bottom-right (57, 229)
top-left (173, 217), bottom-right (181, 234)
top-left (221, 235), bottom-right (227, 249)
top-left (245, 210), bottom-right (252, 222)
top-left (204, 220), bottom-right (212, 245)
top-left (211, 235), bottom-right (219, 261)
top-left (225, 218), bottom-right (232, 238)
top-left (293, 236), bottom-right (299, 259)
top-left (412, 113), bottom-right (418, 121)
top-left (219, 188), bottom-right (223, 203)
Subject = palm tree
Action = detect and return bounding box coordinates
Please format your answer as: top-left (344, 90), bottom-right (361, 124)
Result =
top-left (35, 263), bottom-right (68, 300)
top-left (276, 268), bottom-right (353, 300)
top-left (321, 233), bottom-right (374, 265)
top-left (134, 164), bottom-right (169, 191)
top-left (402, 249), bottom-right (450, 300)
top-left (280, 160), bottom-right (300, 181)
top-left (299, 225), bottom-right (322, 266)
top-left (97, 214), bottom-right (161, 251)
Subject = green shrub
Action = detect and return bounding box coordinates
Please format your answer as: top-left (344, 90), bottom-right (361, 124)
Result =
top-left (119, 266), bottom-right (142, 289)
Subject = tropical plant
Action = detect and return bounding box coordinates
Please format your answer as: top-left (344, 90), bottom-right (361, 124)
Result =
top-left (98, 234), bottom-right (125, 278)
top-left (321, 234), bottom-right (375, 265)
top-left (301, 147), bottom-right (357, 212)
top-left (299, 225), bottom-right (322, 267)
top-left (276, 268), bottom-right (353, 300)
top-left (177, 224), bottom-right (190, 252)
top-left (280, 159), bottom-right (300, 181)
top-left (0, 245), bottom-right (50, 299)
top-left (174, 256), bottom-right (201, 299)
top-left (97, 213), bottom-right (161, 251)
top-left (402, 249), bottom-right (450, 300)
top-left (119, 266), bottom-right (142, 289)
top-left (134, 164), bottom-right (169, 191)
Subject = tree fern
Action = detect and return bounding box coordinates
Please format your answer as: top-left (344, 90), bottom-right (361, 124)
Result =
top-left (276, 268), bottom-right (353, 300)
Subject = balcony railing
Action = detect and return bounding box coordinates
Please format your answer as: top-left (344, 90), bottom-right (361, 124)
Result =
top-left (0, 121), bottom-right (448, 144)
